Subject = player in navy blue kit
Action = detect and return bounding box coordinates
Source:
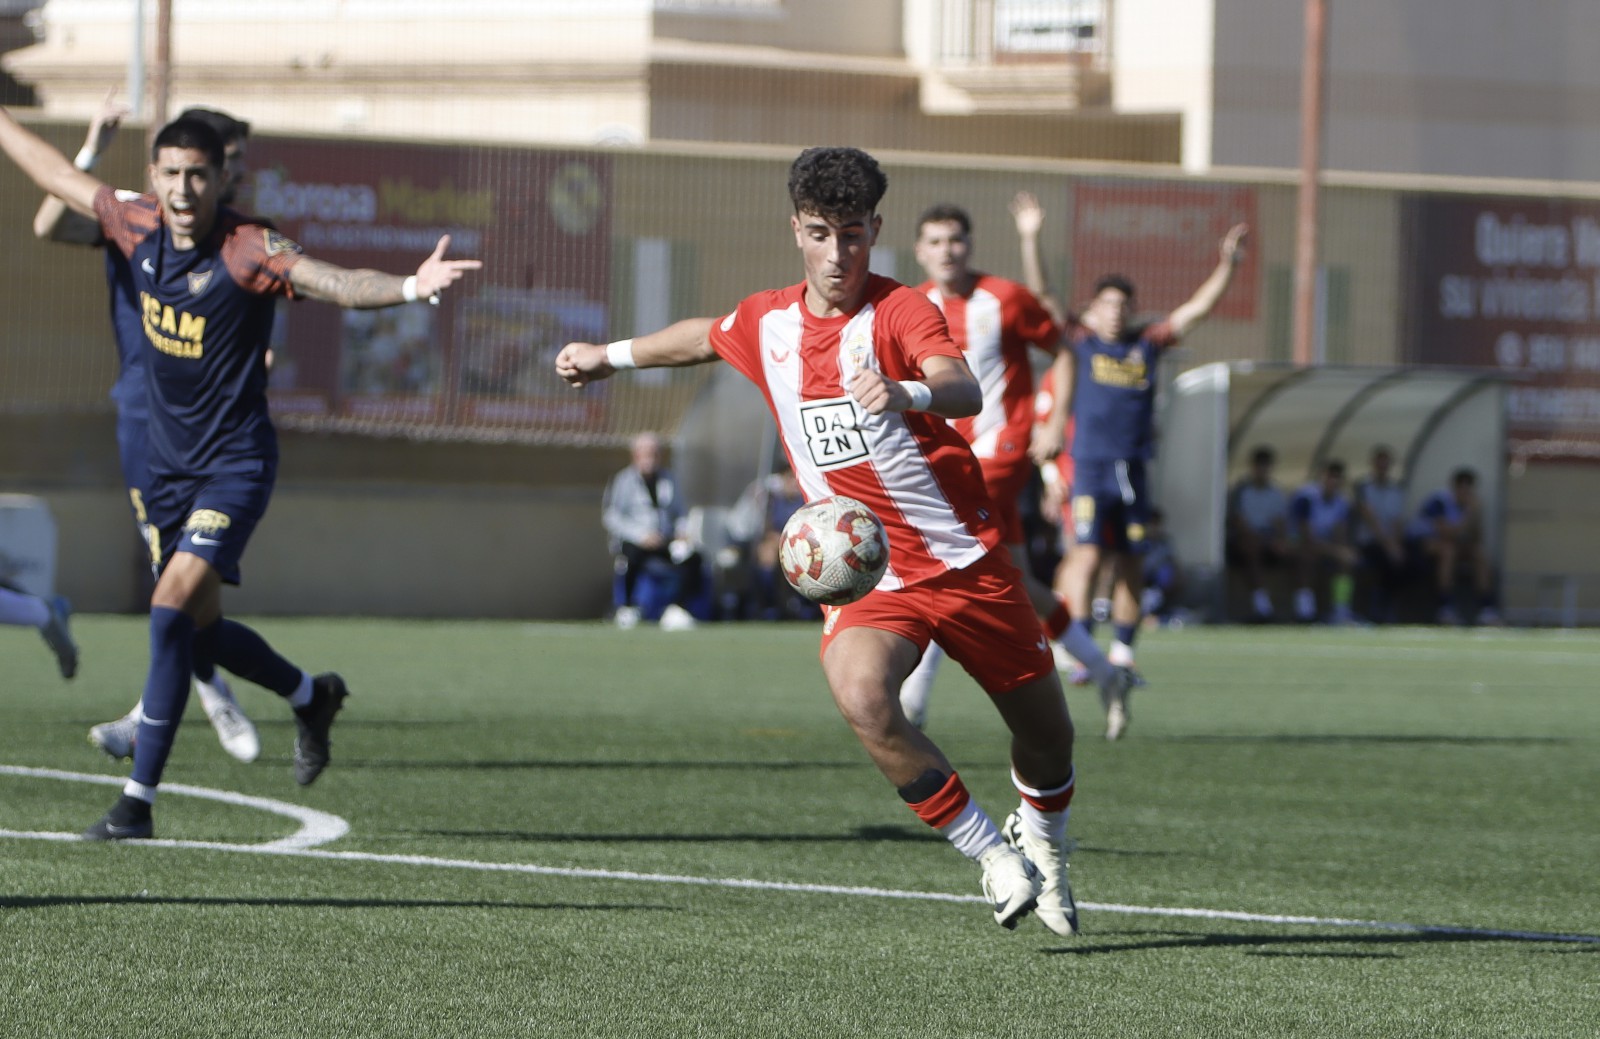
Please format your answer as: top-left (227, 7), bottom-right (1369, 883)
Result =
top-left (1057, 223), bottom-right (1247, 739)
top-left (34, 94), bottom-right (292, 764)
top-left (0, 108), bottom-right (480, 839)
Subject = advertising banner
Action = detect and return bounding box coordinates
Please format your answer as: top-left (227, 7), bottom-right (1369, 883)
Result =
top-left (248, 138), bottom-right (611, 435)
top-left (1071, 181), bottom-right (1258, 321)
top-left (1405, 195), bottom-right (1600, 463)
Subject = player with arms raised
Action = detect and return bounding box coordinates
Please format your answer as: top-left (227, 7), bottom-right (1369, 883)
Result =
top-left (559, 147), bottom-right (1083, 936)
top-left (896, 202), bottom-right (1129, 732)
top-left (0, 107), bottom-right (480, 839)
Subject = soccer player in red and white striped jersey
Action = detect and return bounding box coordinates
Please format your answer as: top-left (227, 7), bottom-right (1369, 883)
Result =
top-left (897, 203), bottom-right (1126, 732)
top-left (557, 147), bottom-right (1088, 936)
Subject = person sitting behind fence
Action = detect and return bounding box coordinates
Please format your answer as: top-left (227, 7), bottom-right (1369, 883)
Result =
top-left (1351, 444), bottom-right (1409, 622)
top-left (727, 465), bottom-right (810, 620)
top-left (1288, 459), bottom-right (1358, 624)
top-left (1226, 445), bottom-right (1291, 620)
top-left (1405, 467), bottom-right (1501, 626)
top-left (602, 432), bottom-right (704, 629)
top-left (1138, 507), bottom-right (1185, 627)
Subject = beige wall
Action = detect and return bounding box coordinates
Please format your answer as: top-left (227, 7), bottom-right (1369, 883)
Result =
top-left (1212, 0), bottom-right (1600, 180)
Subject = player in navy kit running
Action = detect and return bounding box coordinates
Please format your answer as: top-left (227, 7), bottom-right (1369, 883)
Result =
top-left (0, 108), bottom-right (480, 839)
top-left (33, 95), bottom-right (302, 764)
top-left (1057, 224), bottom-right (1247, 738)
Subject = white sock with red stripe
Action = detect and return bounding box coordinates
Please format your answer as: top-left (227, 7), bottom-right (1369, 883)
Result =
top-left (902, 769), bottom-right (1004, 860)
top-left (1012, 767), bottom-right (1076, 844)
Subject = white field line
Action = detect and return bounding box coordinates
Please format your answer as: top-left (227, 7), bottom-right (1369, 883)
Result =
top-left (0, 764), bottom-right (348, 849)
top-left (2, 764), bottom-right (1595, 945)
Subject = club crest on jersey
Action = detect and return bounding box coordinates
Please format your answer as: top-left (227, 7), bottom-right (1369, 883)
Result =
top-left (799, 394), bottom-right (870, 472)
top-left (187, 269), bottom-right (214, 296)
top-left (841, 330), bottom-right (874, 380)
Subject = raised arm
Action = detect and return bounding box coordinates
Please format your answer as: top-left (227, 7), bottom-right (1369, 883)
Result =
top-left (1168, 223), bottom-right (1249, 337)
top-left (289, 234), bottom-right (481, 309)
top-left (1010, 191), bottom-right (1069, 327)
top-left (556, 318), bottom-right (719, 388)
top-left (0, 106), bottom-right (105, 219)
top-left (34, 88), bottom-right (128, 244)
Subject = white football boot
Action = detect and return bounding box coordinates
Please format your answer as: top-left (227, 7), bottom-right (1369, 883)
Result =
top-left (199, 674), bottom-right (260, 763)
top-left (978, 842), bottom-right (1042, 930)
top-left (1003, 811), bottom-right (1079, 937)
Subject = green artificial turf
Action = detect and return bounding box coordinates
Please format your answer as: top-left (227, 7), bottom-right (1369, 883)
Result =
top-left (2, 618), bottom-right (1596, 1038)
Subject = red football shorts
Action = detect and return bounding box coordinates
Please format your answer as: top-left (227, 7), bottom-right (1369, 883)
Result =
top-left (979, 452), bottom-right (1033, 545)
top-left (818, 546), bottom-right (1053, 694)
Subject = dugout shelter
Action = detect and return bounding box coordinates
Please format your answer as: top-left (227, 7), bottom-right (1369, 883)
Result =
top-left (1156, 362), bottom-right (1507, 622)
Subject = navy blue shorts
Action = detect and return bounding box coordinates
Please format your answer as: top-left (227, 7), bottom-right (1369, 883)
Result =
top-left (144, 461), bottom-right (276, 585)
top-left (1069, 457), bottom-right (1151, 554)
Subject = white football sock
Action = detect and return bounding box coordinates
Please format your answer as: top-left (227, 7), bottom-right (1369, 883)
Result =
top-left (939, 798), bottom-right (1004, 861)
top-left (122, 780), bottom-right (157, 805)
top-left (286, 671), bottom-right (314, 708)
top-left (1012, 768), bottom-right (1075, 844)
top-left (898, 643), bottom-right (945, 728)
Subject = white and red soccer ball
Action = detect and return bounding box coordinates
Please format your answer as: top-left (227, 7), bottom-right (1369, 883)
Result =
top-left (778, 495), bottom-right (890, 605)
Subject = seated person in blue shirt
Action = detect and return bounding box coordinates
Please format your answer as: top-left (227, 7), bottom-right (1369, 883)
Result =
top-left (1405, 467), bottom-right (1500, 625)
top-left (1288, 459), bottom-right (1358, 623)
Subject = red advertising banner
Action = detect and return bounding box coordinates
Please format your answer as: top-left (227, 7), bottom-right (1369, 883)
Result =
top-left (1071, 181), bottom-right (1258, 320)
top-left (1405, 195), bottom-right (1600, 463)
top-left (249, 137), bottom-right (611, 435)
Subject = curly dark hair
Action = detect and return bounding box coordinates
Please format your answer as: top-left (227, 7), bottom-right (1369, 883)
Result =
top-left (787, 147), bottom-right (888, 222)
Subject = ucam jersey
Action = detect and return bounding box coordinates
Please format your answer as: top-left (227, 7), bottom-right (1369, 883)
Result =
top-left (709, 274), bottom-right (1002, 590)
top-left (95, 186), bottom-right (303, 479)
top-left (919, 273), bottom-right (1059, 462)
top-left (1068, 319), bottom-right (1178, 463)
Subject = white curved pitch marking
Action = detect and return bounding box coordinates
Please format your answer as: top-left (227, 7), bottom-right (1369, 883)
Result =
top-left (0, 764), bottom-right (348, 849)
top-left (3, 765), bottom-right (1594, 945)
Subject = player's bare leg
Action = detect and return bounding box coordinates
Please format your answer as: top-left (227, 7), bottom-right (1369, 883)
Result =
top-left (825, 626), bottom-right (1040, 930)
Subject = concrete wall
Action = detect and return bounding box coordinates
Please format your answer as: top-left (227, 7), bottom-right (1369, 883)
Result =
top-left (1213, 0), bottom-right (1600, 180)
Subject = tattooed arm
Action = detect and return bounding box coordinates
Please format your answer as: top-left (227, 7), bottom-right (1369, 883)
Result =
top-left (288, 234), bottom-right (482, 309)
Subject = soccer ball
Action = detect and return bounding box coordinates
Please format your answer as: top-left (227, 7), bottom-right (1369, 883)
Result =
top-left (778, 495), bottom-right (890, 606)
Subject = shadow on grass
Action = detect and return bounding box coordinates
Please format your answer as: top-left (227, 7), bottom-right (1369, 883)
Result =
top-left (412, 824), bottom-right (940, 844)
top-left (1158, 735), bottom-right (1575, 746)
top-left (0, 894), bottom-right (671, 912)
top-left (338, 758), bottom-right (870, 771)
top-left (1046, 928), bottom-right (1600, 955)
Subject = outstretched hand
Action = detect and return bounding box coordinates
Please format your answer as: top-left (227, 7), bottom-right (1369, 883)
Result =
top-left (86, 87), bottom-right (130, 155)
top-left (1010, 191), bottom-right (1045, 238)
top-left (1221, 223), bottom-right (1250, 264)
top-left (413, 235), bottom-right (483, 303)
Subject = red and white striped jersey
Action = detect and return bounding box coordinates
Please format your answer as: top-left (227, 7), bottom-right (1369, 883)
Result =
top-left (918, 274), bottom-right (1059, 462)
top-left (709, 275), bottom-right (1003, 590)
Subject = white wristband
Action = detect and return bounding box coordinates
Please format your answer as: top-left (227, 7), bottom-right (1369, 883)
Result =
top-left (899, 380), bottom-right (934, 411)
top-left (606, 339), bottom-right (637, 370)
top-left (73, 146), bottom-right (97, 171)
top-left (401, 275), bottom-right (419, 303)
